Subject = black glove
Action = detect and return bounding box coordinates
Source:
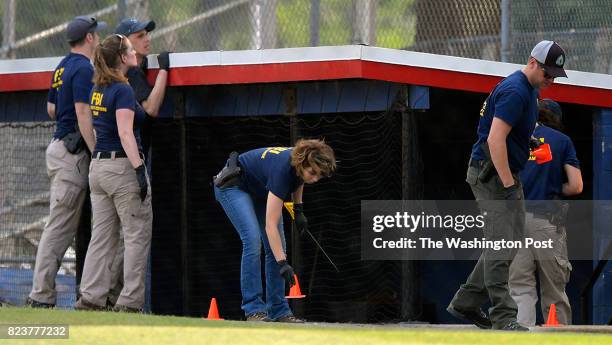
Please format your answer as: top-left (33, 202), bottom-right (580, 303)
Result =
top-left (157, 51), bottom-right (171, 71)
top-left (503, 184), bottom-right (521, 200)
top-left (503, 184), bottom-right (522, 211)
top-left (135, 165), bottom-right (148, 202)
top-left (293, 203), bottom-right (308, 236)
top-left (277, 260), bottom-right (295, 287)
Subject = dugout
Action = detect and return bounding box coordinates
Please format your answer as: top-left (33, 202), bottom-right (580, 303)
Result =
top-left (0, 46), bottom-right (610, 325)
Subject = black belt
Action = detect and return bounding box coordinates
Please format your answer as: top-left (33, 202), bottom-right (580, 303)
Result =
top-left (93, 151), bottom-right (128, 159)
top-left (468, 158), bottom-right (518, 174)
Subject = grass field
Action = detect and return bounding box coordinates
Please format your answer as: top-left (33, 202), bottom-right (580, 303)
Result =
top-left (0, 308), bottom-right (610, 345)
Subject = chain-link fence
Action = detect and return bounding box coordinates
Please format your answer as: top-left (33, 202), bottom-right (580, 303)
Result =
top-left (1, 0), bottom-right (611, 73)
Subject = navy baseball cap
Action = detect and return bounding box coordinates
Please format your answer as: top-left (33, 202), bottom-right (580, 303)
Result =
top-left (539, 99), bottom-right (563, 120)
top-left (66, 16), bottom-right (108, 43)
top-left (531, 40), bottom-right (567, 78)
top-left (115, 18), bottom-right (156, 36)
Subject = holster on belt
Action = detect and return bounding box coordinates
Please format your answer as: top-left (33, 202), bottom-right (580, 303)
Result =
top-left (213, 151), bottom-right (242, 188)
top-left (62, 125), bottom-right (85, 154)
top-left (550, 200), bottom-right (569, 230)
top-left (477, 142), bottom-right (496, 183)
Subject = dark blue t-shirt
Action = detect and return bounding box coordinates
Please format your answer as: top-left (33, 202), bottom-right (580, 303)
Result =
top-left (238, 147), bottom-right (303, 200)
top-left (471, 71), bottom-right (539, 172)
top-left (520, 124), bottom-right (580, 212)
top-left (47, 53), bottom-right (94, 139)
top-left (90, 82), bottom-right (146, 152)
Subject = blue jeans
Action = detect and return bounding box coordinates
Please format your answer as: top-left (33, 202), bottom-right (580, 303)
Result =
top-left (214, 185), bottom-right (292, 320)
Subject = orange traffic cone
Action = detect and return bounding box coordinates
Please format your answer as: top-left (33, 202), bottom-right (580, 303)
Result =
top-left (285, 274), bottom-right (306, 299)
top-left (544, 303), bottom-right (559, 327)
top-left (204, 297), bottom-right (224, 320)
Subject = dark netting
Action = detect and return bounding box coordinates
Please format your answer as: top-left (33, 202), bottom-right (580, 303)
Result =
top-left (150, 111), bottom-right (405, 321)
top-left (186, 115), bottom-right (289, 319)
top-left (293, 111), bottom-right (403, 322)
top-left (150, 118), bottom-right (184, 315)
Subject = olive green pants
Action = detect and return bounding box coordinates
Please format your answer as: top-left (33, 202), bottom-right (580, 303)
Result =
top-left (449, 163), bottom-right (525, 329)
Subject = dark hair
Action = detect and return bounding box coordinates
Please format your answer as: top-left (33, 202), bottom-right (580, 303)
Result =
top-left (291, 139), bottom-right (336, 179)
top-left (538, 108), bottom-right (563, 131)
top-left (69, 36), bottom-right (86, 48)
top-left (92, 34), bottom-right (129, 87)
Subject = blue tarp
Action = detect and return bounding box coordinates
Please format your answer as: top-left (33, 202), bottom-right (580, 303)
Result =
top-left (0, 268), bottom-right (75, 308)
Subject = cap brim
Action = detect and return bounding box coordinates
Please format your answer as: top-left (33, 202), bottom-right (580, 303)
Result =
top-left (145, 20), bottom-right (156, 32)
top-left (128, 20), bottom-right (156, 35)
top-left (546, 65), bottom-right (567, 78)
top-left (93, 21), bottom-right (108, 32)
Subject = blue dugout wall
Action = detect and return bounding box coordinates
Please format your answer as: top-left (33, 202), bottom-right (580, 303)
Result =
top-left (0, 61), bottom-right (610, 325)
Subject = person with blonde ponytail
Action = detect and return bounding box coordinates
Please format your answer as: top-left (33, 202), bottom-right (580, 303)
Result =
top-left (213, 139), bottom-right (336, 322)
top-left (75, 34), bottom-right (152, 313)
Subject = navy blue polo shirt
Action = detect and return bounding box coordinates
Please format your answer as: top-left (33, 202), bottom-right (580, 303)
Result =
top-left (238, 147), bottom-right (303, 200)
top-left (520, 124), bottom-right (580, 212)
top-left (47, 53), bottom-right (94, 139)
top-left (90, 82), bottom-right (146, 152)
top-left (127, 59), bottom-right (152, 104)
top-left (471, 71), bottom-right (539, 172)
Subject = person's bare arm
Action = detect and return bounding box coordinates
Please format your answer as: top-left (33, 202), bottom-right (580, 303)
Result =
top-left (74, 102), bottom-right (95, 151)
top-left (487, 117), bottom-right (515, 187)
top-left (47, 102), bottom-right (56, 120)
top-left (116, 109), bottom-right (143, 168)
top-left (562, 164), bottom-right (583, 196)
top-left (265, 192), bottom-right (286, 262)
top-left (140, 70), bottom-right (168, 117)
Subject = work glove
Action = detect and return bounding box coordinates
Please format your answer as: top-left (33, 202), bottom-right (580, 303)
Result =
top-left (157, 51), bottom-right (171, 71)
top-left (503, 184), bottom-right (522, 210)
top-left (293, 203), bottom-right (308, 236)
top-left (277, 260), bottom-right (296, 287)
top-left (135, 165), bottom-right (148, 202)
top-left (503, 184), bottom-right (521, 200)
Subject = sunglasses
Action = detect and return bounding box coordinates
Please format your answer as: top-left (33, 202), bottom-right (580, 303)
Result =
top-left (537, 62), bottom-right (555, 80)
top-left (113, 34), bottom-right (126, 51)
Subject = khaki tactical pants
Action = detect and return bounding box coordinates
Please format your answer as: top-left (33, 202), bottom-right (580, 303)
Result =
top-left (30, 139), bottom-right (89, 304)
top-left (509, 213), bottom-right (572, 326)
top-left (79, 156), bottom-right (152, 309)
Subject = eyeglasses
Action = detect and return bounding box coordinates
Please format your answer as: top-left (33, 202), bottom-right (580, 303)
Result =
top-left (537, 62), bottom-right (555, 80)
top-left (114, 34), bottom-right (126, 51)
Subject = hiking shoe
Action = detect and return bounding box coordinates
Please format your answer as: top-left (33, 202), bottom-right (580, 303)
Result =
top-left (275, 315), bottom-right (305, 323)
top-left (112, 304), bottom-right (142, 313)
top-left (25, 297), bottom-right (55, 309)
top-left (500, 321), bottom-right (529, 331)
top-left (446, 305), bottom-right (492, 329)
top-left (74, 298), bottom-right (107, 311)
top-left (246, 312), bottom-right (270, 321)
top-left (105, 298), bottom-right (115, 309)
